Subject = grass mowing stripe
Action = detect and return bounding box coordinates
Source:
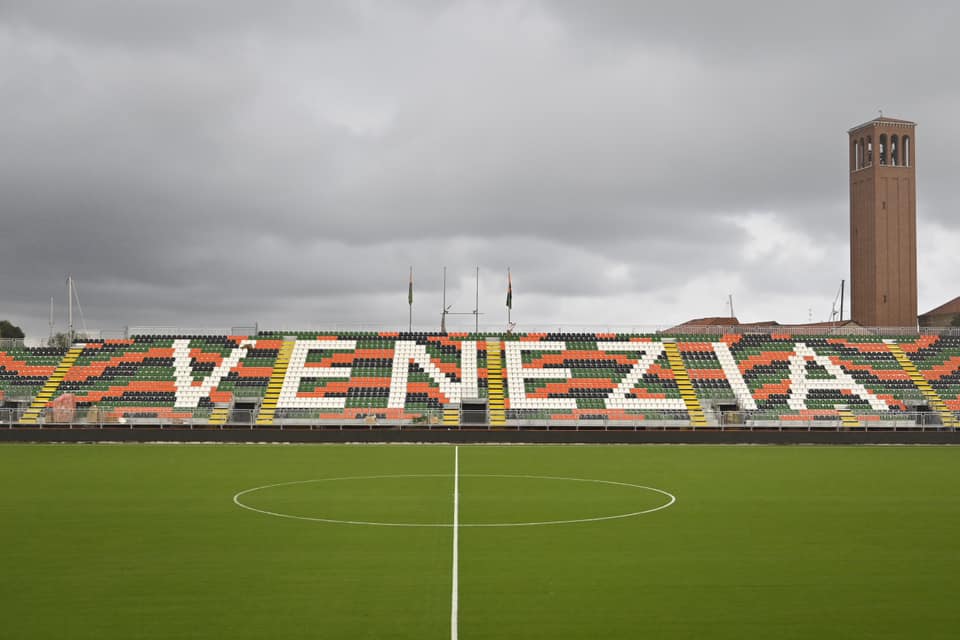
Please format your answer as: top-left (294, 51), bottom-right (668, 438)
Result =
top-left (0, 444), bottom-right (452, 640)
top-left (2, 444), bottom-right (959, 639)
top-left (459, 445), bottom-right (960, 639)
top-left (451, 446), bottom-right (459, 640)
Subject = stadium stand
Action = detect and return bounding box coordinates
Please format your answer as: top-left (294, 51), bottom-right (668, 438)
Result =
top-left (3, 336), bottom-right (273, 424)
top-left (722, 333), bottom-right (936, 425)
top-left (0, 346), bottom-right (65, 416)
top-left (1, 331), bottom-right (958, 427)
top-left (502, 333), bottom-right (691, 423)
top-left (891, 336), bottom-right (960, 426)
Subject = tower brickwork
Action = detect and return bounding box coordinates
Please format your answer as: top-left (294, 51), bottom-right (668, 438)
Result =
top-left (849, 117), bottom-right (917, 328)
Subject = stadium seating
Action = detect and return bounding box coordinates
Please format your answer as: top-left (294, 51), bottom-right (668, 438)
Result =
top-left (0, 346), bottom-right (65, 404)
top-left (723, 334), bottom-right (923, 424)
top-left (502, 333), bottom-right (690, 422)
top-left (896, 335), bottom-right (960, 416)
top-left (265, 332), bottom-right (480, 423)
top-left (1, 331), bottom-right (958, 426)
top-left (13, 336), bottom-right (271, 423)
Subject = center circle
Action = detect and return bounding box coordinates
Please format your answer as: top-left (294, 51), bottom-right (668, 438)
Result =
top-left (233, 474), bottom-right (676, 527)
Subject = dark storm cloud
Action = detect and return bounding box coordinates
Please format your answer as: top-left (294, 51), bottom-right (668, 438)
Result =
top-left (547, 1), bottom-right (958, 56)
top-left (0, 0), bottom-right (363, 46)
top-left (2, 1), bottom-right (958, 339)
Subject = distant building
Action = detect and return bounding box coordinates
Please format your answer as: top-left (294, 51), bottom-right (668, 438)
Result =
top-left (675, 116), bottom-right (924, 331)
top-left (665, 317), bottom-right (862, 334)
top-left (848, 117), bottom-right (917, 327)
top-left (918, 297), bottom-right (960, 327)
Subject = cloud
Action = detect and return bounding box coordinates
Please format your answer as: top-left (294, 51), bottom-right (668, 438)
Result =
top-left (1, 1), bottom-right (957, 340)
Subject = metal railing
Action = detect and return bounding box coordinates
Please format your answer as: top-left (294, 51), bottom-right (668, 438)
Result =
top-left (2, 407), bottom-right (955, 432)
top-left (658, 326), bottom-right (960, 337)
top-left (256, 325), bottom-right (960, 338)
top-left (8, 325), bottom-right (960, 348)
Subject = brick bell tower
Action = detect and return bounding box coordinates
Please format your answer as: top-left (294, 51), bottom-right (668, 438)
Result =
top-left (848, 117), bottom-right (917, 328)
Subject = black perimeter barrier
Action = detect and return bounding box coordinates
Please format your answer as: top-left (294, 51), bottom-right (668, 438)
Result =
top-left (2, 426), bottom-right (959, 445)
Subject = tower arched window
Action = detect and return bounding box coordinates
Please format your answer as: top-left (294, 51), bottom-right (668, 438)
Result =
top-left (891, 134), bottom-right (899, 166)
top-left (903, 136), bottom-right (911, 166)
top-left (879, 134), bottom-right (888, 165)
top-left (867, 136), bottom-right (873, 165)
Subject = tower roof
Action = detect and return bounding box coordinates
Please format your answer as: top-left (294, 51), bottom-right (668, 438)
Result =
top-left (848, 116), bottom-right (916, 134)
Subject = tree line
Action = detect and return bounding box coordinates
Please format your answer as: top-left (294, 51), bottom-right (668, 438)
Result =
top-left (1, 320), bottom-right (84, 346)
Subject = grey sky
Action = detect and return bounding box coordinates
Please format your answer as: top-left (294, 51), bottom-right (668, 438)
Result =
top-left (2, 1), bottom-right (958, 340)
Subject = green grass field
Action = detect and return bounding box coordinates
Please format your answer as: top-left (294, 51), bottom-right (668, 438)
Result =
top-left (2, 444), bottom-right (959, 639)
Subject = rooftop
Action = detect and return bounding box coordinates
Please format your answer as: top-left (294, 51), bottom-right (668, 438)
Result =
top-left (848, 116), bottom-right (917, 134)
top-left (920, 296), bottom-right (960, 318)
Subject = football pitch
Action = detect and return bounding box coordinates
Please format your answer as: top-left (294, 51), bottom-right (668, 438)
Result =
top-left (1, 444), bottom-right (959, 639)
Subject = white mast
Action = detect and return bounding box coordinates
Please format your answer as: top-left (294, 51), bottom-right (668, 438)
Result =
top-left (67, 275), bottom-right (74, 342)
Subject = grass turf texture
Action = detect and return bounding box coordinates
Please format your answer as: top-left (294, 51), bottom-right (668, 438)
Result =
top-left (0, 445), bottom-right (957, 639)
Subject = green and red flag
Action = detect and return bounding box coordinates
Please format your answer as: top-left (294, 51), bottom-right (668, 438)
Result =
top-left (408, 267), bottom-right (414, 306)
top-left (506, 269), bottom-right (512, 310)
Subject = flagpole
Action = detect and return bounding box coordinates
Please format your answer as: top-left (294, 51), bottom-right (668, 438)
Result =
top-left (506, 267), bottom-right (512, 325)
top-left (408, 266), bottom-right (413, 332)
top-left (474, 266), bottom-right (479, 334)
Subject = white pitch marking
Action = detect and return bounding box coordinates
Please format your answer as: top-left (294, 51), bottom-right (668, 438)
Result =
top-left (451, 446), bottom-right (459, 640)
top-left (233, 474), bottom-right (676, 527)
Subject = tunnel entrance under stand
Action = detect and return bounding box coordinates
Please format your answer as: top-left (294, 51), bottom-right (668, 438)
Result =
top-left (461, 400), bottom-right (488, 425)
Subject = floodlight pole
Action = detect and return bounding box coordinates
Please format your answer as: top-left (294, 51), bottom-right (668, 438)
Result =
top-left (839, 279), bottom-right (845, 322)
top-left (67, 275), bottom-right (74, 343)
top-left (441, 266), bottom-right (447, 334)
top-left (438, 266), bottom-right (482, 333)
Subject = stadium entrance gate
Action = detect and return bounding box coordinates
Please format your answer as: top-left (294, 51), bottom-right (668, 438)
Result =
top-left (461, 400), bottom-right (488, 425)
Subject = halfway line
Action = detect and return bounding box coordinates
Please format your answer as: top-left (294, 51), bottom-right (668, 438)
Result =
top-left (451, 446), bottom-right (459, 640)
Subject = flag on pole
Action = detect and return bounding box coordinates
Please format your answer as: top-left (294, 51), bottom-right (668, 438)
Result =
top-left (408, 267), bottom-right (414, 306)
top-left (506, 269), bottom-right (512, 309)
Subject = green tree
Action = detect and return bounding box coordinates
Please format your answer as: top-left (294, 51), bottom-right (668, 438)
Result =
top-left (951, 314), bottom-right (960, 328)
top-left (48, 332), bottom-right (73, 348)
top-left (0, 320), bottom-right (25, 339)
top-left (47, 332), bottom-right (92, 347)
